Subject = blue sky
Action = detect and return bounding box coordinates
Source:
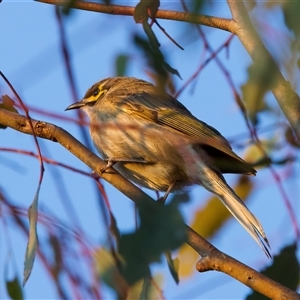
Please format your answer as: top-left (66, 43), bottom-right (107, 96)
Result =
top-left (1, 1), bottom-right (299, 299)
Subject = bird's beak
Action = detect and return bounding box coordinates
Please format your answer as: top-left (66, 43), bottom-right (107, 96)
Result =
top-left (65, 101), bottom-right (85, 111)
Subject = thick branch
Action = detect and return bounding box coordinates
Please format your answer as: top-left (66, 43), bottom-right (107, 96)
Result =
top-left (189, 227), bottom-right (300, 300)
top-left (227, 0), bottom-right (300, 142)
top-left (35, 0), bottom-right (237, 33)
top-left (1, 109), bottom-right (299, 299)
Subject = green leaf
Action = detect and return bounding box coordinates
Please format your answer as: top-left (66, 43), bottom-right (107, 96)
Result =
top-left (142, 22), bottom-right (160, 50)
top-left (4, 247), bottom-right (23, 299)
top-left (282, 1), bottom-right (300, 37)
top-left (246, 243), bottom-right (300, 299)
top-left (118, 196), bottom-right (187, 285)
top-left (243, 139), bottom-right (276, 168)
top-left (48, 234), bottom-right (62, 279)
top-left (23, 184), bottom-right (40, 286)
top-left (126, 275), bottom-right (163, 299)
top-left (134, 35), bottom-right (181, 80)
top-left (191, 0), bottom-right (205, 14)
top-left (94, 248), bottom-right (128, 298)
top-left (109, 210), bottom-right (121, 243)
top-left (134, 1), bottom-right (149, 23)
top-left (6, 276), bottom-right (23, 300)
top-left (144, 0), bottom-right (160, 18)
top-left (139, 277), bottom-right (152, 300)
top-left (61, 0), bottom-right (76, 15)
top-left (115, 55), bottom-right (129, 77)
top-left (241, 58), bottom-right (276, 125)
top-left (165, 251), bottom-right (180, 284)
top-left (133, 0), bottom-right (160, 23)
top-left (163, 61), bottom-right (182, 79)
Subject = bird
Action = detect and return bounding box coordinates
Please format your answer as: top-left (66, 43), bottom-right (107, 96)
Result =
top-left (65, 76), bottom-right (271, 257)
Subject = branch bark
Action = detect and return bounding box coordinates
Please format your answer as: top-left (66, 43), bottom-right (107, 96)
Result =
top-left (1, 109), bottom-right (299, 300)
top-left (35, 0), bottom-right (237, 33)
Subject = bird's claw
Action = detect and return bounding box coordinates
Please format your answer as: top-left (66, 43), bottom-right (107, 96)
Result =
top-left (100, 159), bottom-right (115, 174)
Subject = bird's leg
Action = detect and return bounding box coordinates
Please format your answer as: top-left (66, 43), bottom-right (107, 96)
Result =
top-left (158, 182), bottom-right (176, 204)
top-left (100, 157), bottom-right (147, 174)
top-left (100, 158), bottom-right (116, 174)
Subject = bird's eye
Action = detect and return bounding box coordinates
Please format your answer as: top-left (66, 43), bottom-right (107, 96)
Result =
top-left (93, 88), bottom-right (100, 96)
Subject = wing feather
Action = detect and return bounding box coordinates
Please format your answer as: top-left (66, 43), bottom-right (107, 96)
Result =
top-left (114, 83), bottom-right (255, 175)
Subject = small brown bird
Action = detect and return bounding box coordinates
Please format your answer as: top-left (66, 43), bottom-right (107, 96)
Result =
top-left (66, 76), bottom-right (271, 257)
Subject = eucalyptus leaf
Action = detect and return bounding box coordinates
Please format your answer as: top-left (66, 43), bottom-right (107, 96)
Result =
top-left (23, 184), bottom-right (40, 286)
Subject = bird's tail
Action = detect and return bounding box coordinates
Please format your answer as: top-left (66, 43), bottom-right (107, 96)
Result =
top-left (175, 142), bottom-right (271, 257)
top-left (197, 164), bottom-right (271, 258)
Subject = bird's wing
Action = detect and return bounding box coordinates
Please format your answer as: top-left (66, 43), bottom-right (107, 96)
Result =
top-left (124, 92), bottom-right (255, 174)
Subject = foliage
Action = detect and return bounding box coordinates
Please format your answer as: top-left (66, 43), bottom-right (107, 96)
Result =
top-left (1, 0), bottom-right (300, 299)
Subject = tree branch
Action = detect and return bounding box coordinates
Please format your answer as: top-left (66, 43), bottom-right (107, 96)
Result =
top-left (189, 227), bottom-right (300, 299)
top-left (35, 0), bottom-right (237, 33)
top-left (227, 0), bottom-right (300, 143)
top-left (1, 109), bottom-right (299, 299)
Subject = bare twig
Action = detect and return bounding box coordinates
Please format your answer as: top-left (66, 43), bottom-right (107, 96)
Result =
top-left (0, 71), bottom-right (45, 183)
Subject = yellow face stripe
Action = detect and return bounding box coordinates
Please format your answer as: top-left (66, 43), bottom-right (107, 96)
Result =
top-left (84, 83), bottom-right (107, 104)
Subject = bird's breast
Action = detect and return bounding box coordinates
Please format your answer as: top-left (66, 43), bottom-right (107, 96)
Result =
top-left (89, 117), bottom-right (194, 191)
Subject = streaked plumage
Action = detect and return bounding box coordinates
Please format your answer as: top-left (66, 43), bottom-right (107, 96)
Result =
top-left (66, 77), bottom-right (271, 257)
